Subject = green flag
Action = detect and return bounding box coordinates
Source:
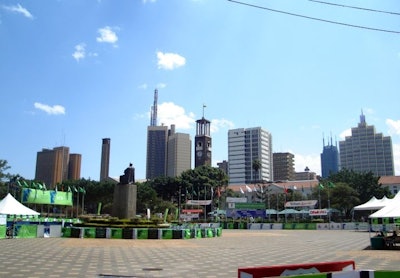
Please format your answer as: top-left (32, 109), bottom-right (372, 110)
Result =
top-left (319, 183), bottom-right (324, 189)
top-left (328, 182), bottom-right (335, 188)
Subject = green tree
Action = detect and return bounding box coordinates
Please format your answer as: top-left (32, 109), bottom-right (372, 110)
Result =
top-left (329, 168), bottom-right (390, 203)
top-left (180, 165), bottom-right (228, 209)
top-left (329, 182), bottom-right (360, 219)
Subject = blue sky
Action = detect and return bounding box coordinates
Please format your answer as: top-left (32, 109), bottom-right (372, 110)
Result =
top-left (1, 0), bottom-right (399, 181)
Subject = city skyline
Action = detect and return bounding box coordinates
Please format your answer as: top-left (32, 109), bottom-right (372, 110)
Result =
top-left (1, 1), bottom-right (399, 180)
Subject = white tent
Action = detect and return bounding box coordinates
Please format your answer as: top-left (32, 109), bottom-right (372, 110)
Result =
top-left (354, 195), bottom-right (394, 211)
top-left (0, 193), bottom-right (40, 216)
top-left (369, 192), bottom-right (400, 219)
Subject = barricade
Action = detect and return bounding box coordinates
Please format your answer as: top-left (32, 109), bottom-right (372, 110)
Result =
top-left (238, 260), bottom-right (355, 278)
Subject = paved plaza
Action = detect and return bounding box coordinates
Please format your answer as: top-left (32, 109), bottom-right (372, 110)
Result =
top-left (1, 229), bottom-right (400, 277)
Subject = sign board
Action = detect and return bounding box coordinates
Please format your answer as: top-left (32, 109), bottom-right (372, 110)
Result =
top-left (186, 200), bottom-right (212, 206)
top-left (309, 209), bottom-right (328, 216)
top-left (21, 188), bottom-right (73, 206)
top-left (285, 200), bottom-right (317, 208)
top-left (226, 197), bottom-right (247, 203)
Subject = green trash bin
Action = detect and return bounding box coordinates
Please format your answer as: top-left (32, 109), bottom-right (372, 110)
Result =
top-left (371, 236), bottom-right (385, 250)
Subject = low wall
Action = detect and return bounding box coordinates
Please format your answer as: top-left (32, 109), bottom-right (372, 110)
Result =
top-left (224, 222), bottom-right (370, 230)
top-left (61, 226), bottom-right (223, 240)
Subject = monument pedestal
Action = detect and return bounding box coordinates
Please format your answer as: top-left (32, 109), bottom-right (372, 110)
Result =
top-left (112, 183), bottom-right (137, 219)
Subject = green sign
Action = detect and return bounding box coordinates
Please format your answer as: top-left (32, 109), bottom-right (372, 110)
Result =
top-left (235, 203), bottom-right (266, 209)
top-left (21, 188), bottom-right (73, 206)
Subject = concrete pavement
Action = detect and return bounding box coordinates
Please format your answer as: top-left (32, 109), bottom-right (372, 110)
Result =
top-left (0, 229), bottom-right (399, 277)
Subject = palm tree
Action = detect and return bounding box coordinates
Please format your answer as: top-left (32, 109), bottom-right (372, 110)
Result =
top-left (252, 159), bottom-right (261, 183)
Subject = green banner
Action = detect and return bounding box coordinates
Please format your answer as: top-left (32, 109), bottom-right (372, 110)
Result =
top-left (21, 188), bottom-right (73, 206)
top-left (235, 202), bottom-right (266, 209)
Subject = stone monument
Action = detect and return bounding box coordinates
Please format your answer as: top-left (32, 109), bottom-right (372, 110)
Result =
top-left (112, 163), bottom-right (137, 219)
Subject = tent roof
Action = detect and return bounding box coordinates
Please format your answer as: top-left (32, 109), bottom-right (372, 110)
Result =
top-left (369, 192), bottom-right (400, 218)
top-left (353, 195), bottom-right (394, 211)
top-left (0, 193), bottom-right (40, 216)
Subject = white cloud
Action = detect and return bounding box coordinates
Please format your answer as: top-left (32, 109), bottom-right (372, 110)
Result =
top-left (34, 102), bottom-right (65, 115)
top-left (386, 119), bottom-right (400, 135)
top-left (157, 51), bottom-right (186, 70)
top-left (293, 152), bottom-right (321, 176)
top-left (339, 128), bottom-right (351, 140)
top-left (157, 83), bottom-right (167, 89)
top-left (72, 43), bottom-right (86, 62)
top-left (157, 102), bottom-right (195, 129)
top-left (3, 4), bottom-right (33, 19)
top-left (97, 26), bottom-right (118, 45)
top-left (210, 118), bottom-right (234, 133)
top-left (138, 83), bottom-right (148, 90)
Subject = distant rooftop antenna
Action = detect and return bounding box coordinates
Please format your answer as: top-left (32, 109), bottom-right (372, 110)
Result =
top-left (150, 89), bottom-right (158, 126)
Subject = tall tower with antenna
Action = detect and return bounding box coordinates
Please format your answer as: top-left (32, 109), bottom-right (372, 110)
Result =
top-left (150, 89), bottom-right (158, 126)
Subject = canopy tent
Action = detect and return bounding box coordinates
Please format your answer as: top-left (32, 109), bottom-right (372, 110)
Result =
top-left (278, 209), bottom-right (301, 215)
top-left (369, 192), bottom-right (400, 219)
top-left (0, 193), bottom-right (40, 216)
top-left (354, 195), bottom-right (394, 211)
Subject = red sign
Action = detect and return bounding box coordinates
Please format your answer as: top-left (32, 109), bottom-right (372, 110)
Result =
top-left (182, 209), bottom-right (203, 214)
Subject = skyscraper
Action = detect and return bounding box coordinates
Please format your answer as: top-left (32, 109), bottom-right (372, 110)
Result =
top-left (146, 89), bottom-right (192, 179)
top-left (339, 112), bottom-right (394, 176)
top-left (228, 127), bottom-right (273, 184)
top-left (320, 137), bottom-right (339, 178)
top-left (68, 153), bottom-right (82, 181)
top-left (100, 138), bottom-right (111, 181)
top-left (146, 125), bottom-right (169, 179)
top-left (35, 146), bottom-right (80, 187)
top-left (167, 125), bottom-right (191, 177)
top-left (273, 152), bottom-right (295, 181)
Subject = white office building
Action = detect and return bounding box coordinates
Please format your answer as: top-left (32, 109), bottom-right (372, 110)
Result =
top-left (228, 127), bottom-right (273, 185)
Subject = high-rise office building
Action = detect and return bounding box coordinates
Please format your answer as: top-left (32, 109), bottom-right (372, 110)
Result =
top-left (146, 90), bottom-right (192, 179)
top-left (146, 125), bottom-right (169, 179)
top-left (273, 152), bottom-right (295, 181)
top-left (320, 137), bottom-right (339, 178)
top-left (35, 146), bottom-right (80, 187)
top-left (339, 112), bottom-right (394, 176)
top-left (100, 138), bottom-right (111, 181)
top-left (167, 125), bottom-right (191, 177)
top-left (228, 127), bottom-right (273, 184)
top-left (68, 153), bottom-right (82, 181)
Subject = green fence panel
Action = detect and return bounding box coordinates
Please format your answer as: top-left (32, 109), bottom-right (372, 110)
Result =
top-left (15, 224), bottom-right (37, 238)
top-left (307, 223), bottom-right (317, 230)
top-left (111, 228), bottom-right (123, 239)
top-left (136, 228), bottom-right (148, 239)
top-left (294, 223), bottom-right (306, 229)
top-left (0, 225), bottom-right (6, 238)
top-left (206, 228), bottom-right (215, 237)
top-left (84, 228), bottom-right (96, 238)
top-left (162, 229), bottom-right (173, 239)
top-left (195, 229), bottom-right (202, 238)
top-left (183, 229), bottom-right (192, 239)
top-left (62, 227), bottom-right (71, 237)
top-left (227, 222), bottom-right (234, 229)
top-left (375, 271), bottom-right (400, 278)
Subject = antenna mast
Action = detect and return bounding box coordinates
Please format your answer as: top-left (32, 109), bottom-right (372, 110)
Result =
top-left (150, 89), bottom-right (158, 126)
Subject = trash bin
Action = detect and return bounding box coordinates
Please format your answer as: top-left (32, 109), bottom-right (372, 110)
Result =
top-left (370, 236), bottom-right (385, 250)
